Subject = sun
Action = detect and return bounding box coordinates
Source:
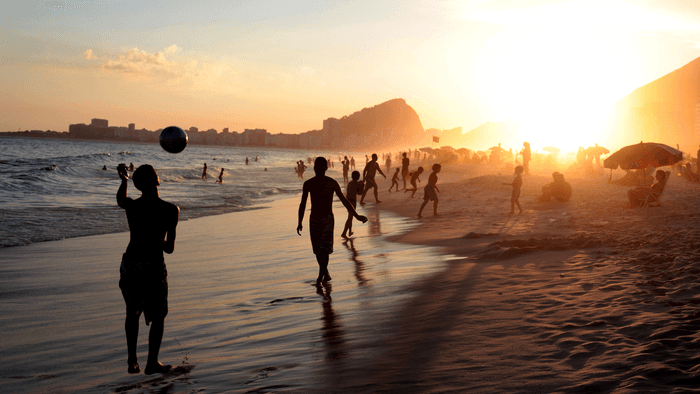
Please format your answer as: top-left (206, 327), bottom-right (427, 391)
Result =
top-left (466, 26), bottom-right (643, 152)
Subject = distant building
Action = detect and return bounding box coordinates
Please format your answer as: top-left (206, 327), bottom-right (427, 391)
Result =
top-left (244, 128), bottom-right (267, 146)
top-left (91, 118), bottom-right (108, 128)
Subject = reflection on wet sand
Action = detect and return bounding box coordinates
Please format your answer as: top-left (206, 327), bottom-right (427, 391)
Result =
top-left (368, 210), bottom-right (382, 237)
top-left (342, 238), bottom-right (368, 286)
top-left (316, 284), bottom-right (347, 362)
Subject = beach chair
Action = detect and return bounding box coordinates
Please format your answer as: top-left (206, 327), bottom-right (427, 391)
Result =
top-left (643, 171), bottom-right (670, 208)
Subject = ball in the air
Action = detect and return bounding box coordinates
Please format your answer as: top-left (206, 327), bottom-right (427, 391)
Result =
top-left (159, 126), bottom-right (188, 154)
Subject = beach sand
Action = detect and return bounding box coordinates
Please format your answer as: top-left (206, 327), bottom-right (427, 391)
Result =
top-left (3, 163), bottom-right (700, 393)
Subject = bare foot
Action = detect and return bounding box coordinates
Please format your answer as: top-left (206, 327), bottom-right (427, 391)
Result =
top-left (348, 231), bottom-right (353, 236)
top-left (509, 211), bottom-right (514, 215)
top-left (341, 233), bottom-right (348, 239)
top-left (359, 201), bottom-right (366, 205)
top-left (376, 200), bottom-right (381, 203)
top-left (417, 214), bottom-right (422, 218)
top-left (128, 361), bottom-right (140, 374)
top-left (145, 362), bottom-right (172, 375)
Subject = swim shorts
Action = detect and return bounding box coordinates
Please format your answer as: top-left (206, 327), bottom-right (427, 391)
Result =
top-left (365, 177), bottom-right (378, 190)
top-left (423, 184), bottom-right (438, 201)
top-left (309, 214), bottom-right (334, 255)
top-left (119, 254), bottom-right (168, 326)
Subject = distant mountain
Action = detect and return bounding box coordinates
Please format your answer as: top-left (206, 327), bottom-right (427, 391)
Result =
top-left (316, 98), bottom-right (427, 150)
top-left (608, 56), bottom-right (700, 151)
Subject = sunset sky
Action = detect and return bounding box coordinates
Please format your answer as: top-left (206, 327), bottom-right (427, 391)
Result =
top-left (3, 0), bottom-right (700, 149)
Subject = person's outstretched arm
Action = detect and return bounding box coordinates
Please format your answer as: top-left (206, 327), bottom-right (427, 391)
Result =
top-left (334, 183), bottom-right (367, 223)
top-left (297, 185), bottom-right (309, 235)
top-left (377, 166), bottom-right (386, 179)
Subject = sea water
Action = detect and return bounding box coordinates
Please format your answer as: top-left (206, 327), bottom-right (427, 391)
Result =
top-left (0, 137), bottom-right (352, 247)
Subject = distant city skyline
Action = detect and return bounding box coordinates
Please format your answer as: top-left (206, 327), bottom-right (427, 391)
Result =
top-left (4, 1), bottom-right (700, 150)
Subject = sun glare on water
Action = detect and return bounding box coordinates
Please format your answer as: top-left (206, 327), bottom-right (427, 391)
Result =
top-left (470, 26), bottom-right (642, 152)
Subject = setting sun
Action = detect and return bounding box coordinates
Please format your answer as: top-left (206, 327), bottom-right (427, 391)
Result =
top-left (471, 26), bottom-right (643, 152)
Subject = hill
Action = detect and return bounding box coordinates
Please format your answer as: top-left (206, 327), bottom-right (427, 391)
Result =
top-left (313, 98), bottom-right (427, 150)
top-left (608, 56), bottom-right (700, 151)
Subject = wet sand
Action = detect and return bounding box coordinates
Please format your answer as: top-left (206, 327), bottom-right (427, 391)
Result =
top-left (0, 196), bottom-right (447, 393)
top-left (4, 164), bottom-right (700, 393)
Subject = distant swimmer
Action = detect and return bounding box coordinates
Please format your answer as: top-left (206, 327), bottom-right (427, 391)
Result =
top-left (385, 155), bottom-right (392, 175)
top-left (116, 164), bottom-right (179, 375)
top-left (359, 153), bottom-right (386, 205)
top-left (388, 168), bottom-right (400, 192)
top-left (350, 156), bottom-right (356, 170)
top-left (417, 164), bottom-right (441, 218)
top-left (255, 156), bottom-right (258, 162)
top-left (503, 165), bottom-right (523, 214)
top-left (342, 171), bottom-right (364, 239)
top-left (102, 165), bottom-right (107, 171)
top-left (297, 157), bottom-right (367, 285)
top-left (215, 168), bottom-right (224, 183)
top-left (202, 163), bottom-right (208, 180)
top-left (246, 157), bottom-right (249, 165)
top-left (129, 163), bottom-right (135, 172)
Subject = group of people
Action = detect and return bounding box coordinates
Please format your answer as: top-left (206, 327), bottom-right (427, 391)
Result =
top-left (201, 163), bottom-right (225, 183)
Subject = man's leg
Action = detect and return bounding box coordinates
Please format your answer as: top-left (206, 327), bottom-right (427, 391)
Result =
top-left (125, 311), bottom-right (141, 373)
top-left (144, 318), bottom-right (171, 374)
top-left (315, 253), bottom-right (330, 284)
top-left (374, 185), bottom-right (381, 203)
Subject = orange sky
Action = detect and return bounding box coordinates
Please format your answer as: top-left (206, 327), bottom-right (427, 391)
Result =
top-left (3, 0), bottom-right (700, 150)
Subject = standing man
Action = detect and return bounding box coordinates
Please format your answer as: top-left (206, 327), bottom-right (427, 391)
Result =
top-left (359, 153), bottom-right (387, 205)
top-left (117, 164), bottom-right (179, 375)
top-left (401, 152), bottom-right (410, 190)
top-left (342, 155), bottom-right (350, 184)
top-left (297, 157), bottom-right (367, 285)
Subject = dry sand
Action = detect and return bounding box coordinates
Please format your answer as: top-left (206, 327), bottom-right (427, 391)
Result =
top-left (327, 163), bottom-right (700, 393)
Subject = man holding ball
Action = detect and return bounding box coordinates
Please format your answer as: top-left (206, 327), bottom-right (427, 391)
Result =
top-left (117, 163), bottom-right (180, 375)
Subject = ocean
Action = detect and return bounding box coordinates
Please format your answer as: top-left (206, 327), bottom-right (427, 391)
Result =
top-left (0, 137), bottom-right (352, 247)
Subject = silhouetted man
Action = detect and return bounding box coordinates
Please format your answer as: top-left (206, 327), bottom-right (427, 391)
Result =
top-left (401, 152), bottom-right (410, 190)
top-left (117, 164), bottom-right (179, 375)
top-left (297, 157), bottom-right (367, 285)
top-left (360, 153), bottom-right (386, 204)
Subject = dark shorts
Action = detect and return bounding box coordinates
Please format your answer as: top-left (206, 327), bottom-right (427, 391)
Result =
top-left (119, 254), bottom-right (168, 326)
top-left (423, 184), bottom-right (438, 201)
top-left (310, 214), bottom-right (334, 255)
top-left (365, 178), bottom-right (378, 190)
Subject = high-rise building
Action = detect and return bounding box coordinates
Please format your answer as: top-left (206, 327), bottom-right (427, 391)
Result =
top-left (91, 118), bottom-right (108, 128)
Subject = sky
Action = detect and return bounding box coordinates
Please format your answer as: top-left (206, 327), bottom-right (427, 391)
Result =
top-left (3, 0), bottom-right (700, 149)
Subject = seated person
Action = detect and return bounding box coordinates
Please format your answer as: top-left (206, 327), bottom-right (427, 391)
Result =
top-left (627, 170), bottom-right (667, 208)
top-left (682, 163), bottom-right (699, 182)
top-left (537, 172), bottom-right (573, 202)
top-left (610, 168), bottom-right (653, 186)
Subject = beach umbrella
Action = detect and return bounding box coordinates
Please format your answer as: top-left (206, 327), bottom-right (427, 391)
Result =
top-left (419, 147), bottom-right (434, 153)
top-left (542, 146), bottom-right (561, 153)
top-left (440, 145), bottom-right (456, 151)
top-left (587, 145), bottom-right (610, 156)
top-left (488, 145), bottom-right (505, 152)
top-left (604, 142), bottom-right (683, 170)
